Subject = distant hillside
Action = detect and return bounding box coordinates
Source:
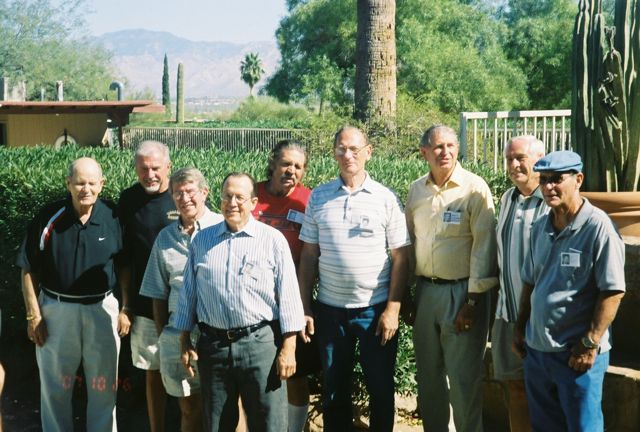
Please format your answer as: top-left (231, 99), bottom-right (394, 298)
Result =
top-left (98, 29), bottom-right (280, 99)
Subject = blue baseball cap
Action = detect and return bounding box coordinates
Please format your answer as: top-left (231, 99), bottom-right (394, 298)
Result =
top-left (533, 150), bottom-right (583, 173)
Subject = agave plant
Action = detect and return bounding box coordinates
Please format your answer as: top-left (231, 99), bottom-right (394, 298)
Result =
top-left (573, 0), bottom-right (640, 191)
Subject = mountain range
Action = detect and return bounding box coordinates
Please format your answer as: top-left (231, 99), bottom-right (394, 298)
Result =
top-left (97, 29), bottom-right (280, 99)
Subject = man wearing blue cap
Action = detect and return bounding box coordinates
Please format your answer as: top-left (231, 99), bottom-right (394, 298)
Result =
top-left (513, 150), bottom-right (626, 431)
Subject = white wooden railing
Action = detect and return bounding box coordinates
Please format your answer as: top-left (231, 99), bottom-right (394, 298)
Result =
top-left (459, 110), bottom-right (572, 170)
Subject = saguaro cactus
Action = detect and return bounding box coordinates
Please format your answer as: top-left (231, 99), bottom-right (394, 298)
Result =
top-left (176, 63), bottom-right (184, 124)
top-left (573, 0), bottom-right (640, 191)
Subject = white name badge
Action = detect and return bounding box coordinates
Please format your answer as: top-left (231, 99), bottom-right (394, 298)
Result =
top-left (443, 211), bottom-right (461, 224)
top-left (560, 252), bottom-right (580, 267)
top-left (287, 209), bottom-right (305, 224)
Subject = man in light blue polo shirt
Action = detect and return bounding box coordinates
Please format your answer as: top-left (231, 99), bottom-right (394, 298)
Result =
top-left (513, 151), bottom-right (626, 432)
top-left (298, 126), bottom-right (410, 431)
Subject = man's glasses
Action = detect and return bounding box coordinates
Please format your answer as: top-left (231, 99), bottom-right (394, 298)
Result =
top-left (539, 172), bottom-right (575, 186)
top-left (172, 189), bottom-right (200, 199)
top-left (221, 194), bottom-right (251, 205)
top-left (334, 144), bottom-right (370, 157)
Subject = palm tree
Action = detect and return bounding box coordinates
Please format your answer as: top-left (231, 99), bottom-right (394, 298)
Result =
top-left (240, 52), bottom-right (265, 97)
top-left (354, 0), bottom-right (396, 124)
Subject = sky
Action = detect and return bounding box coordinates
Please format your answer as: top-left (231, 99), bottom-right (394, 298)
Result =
top-left (83, 0), bottom-right (288, 43)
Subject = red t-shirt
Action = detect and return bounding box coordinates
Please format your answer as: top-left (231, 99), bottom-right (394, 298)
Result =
top-left (252, 181), bottom-right (311, 264)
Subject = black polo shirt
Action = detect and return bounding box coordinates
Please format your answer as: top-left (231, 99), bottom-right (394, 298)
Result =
top-left (16, 197), bottom-right (122, 296)
top-left (118, 183), bottom-right (177, 319)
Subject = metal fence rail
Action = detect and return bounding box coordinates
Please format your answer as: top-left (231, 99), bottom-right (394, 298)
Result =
top-left (122, 127), bottom-right (310, 152)
top-left (459, 110), bottom-right (572, 170)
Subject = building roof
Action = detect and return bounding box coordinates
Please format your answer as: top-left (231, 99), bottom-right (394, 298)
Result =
top-left (0, 100), bottom-right (164, 115)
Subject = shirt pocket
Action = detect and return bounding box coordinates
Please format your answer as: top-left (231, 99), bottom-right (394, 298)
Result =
top-left (559, 250), bottom-right (593, 288)
top-left (436, 209), bottom-right (471, 238)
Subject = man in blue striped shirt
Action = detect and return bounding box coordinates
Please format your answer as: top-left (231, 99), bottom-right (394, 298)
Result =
top-left (174, 172), bottom-right (305, 432)
top-left (298, 126), bottom-right (411, 431)
top-left (493, 135), bottom-right (548, 432)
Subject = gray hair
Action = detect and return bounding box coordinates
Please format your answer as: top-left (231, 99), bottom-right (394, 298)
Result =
top-left (267, 139), bottom-right (308, 180)
top-left (505, 135), bottom-right (545, 158)
top-left (169, 167), bottom-right (209, 193)
top-left (420, 125), bottom-right (458, 148)
top-left (135, 140), bottom-right (170, 164)
top-left (333, 125), bottom-right (369, 147)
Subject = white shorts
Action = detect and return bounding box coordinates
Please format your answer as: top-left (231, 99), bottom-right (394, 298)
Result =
top-left (131, 316), bottom-right (160, 370)
top-left (158, 326), bottom-right (201, 397)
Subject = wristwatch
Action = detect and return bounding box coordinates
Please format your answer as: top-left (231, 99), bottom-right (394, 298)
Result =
top-left (465, 297), bottom-right (477, 307)
top-left (581, 335), bottom-right (599, 350)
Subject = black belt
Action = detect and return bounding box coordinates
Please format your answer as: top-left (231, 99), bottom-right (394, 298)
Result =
top-left (198, 321), bottom-right (273, 342)
top-left (419, 276), bottom-right (469, 285)
top-left (42, 287), bottom-right (112, 305)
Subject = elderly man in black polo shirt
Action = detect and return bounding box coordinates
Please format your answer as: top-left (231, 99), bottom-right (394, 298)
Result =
top-left (17, 157), bottom-right (127, 432)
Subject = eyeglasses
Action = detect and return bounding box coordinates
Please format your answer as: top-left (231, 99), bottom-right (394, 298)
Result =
top-left (221, 194), bottom-right (251, 205)
top-left (172, 189), bottom-right (200, 199)
top-left (334, 144), bottom-right (370, 157)
top-left (539, 172), bottom-right (575, 186)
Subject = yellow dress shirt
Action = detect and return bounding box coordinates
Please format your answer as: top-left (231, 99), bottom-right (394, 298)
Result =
top-left (406, 163), bottom-right (497, 293)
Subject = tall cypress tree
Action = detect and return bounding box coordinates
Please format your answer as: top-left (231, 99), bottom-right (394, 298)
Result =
top-left (162, 54), bottom-right (171, 117)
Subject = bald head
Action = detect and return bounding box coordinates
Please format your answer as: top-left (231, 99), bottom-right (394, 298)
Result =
top-left (66, 157), bottom-right (104, 212)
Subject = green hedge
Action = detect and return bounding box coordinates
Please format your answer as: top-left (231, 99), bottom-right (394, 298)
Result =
top-left (0, 145), bottom-right (510, 398)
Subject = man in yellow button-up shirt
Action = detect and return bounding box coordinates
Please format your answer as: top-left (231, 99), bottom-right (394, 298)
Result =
top-left (405, 125), bottom-right (497, 432)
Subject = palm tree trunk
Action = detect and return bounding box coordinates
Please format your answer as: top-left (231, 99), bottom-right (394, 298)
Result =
top-left (354, 0), bottom-right (396, 126)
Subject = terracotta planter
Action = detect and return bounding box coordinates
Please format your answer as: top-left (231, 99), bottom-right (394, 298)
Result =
top-left (581, 192), bottom-right (640, 237)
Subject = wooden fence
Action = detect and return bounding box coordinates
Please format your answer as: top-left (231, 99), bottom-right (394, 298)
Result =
top-left (459, 109), bottom-right (572, 170)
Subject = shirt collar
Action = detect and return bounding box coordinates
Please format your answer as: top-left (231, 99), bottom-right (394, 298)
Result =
top-left (336, 172), bottom-right (374, 193)
top-left (65, 195), bottom-right (104, 225)
top-left (511, 185), bottom-right (544, 201)
top-left (543, 197), bottom-right (592, 235)
top-left (220, 214), bottom-right (258, 238)
top-left (426, 162), bottom-right (463, 188)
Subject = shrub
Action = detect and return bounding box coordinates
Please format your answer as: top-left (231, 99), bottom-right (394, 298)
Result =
top-left (0, 144), bottom-right (510, 398)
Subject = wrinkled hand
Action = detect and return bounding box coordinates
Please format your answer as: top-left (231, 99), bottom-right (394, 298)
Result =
top-left (180, 341), bottom-right (198, 378)
top-left (117, 311), bottom-right (132, 337)
top-left (276, 345), bottom-right (297, 380)
top-left (512, 325), bottom-right (527, 359)
top-left (299, 314), bottom-right (315, 343)
top-left (569, 342), bottom-right (597, 372)
top-left (454, 303), bottom-right (475, 333)
top-left (376, 308), bottom-right (399, 346)
top-left (27, 316), bottom-right (48, 347)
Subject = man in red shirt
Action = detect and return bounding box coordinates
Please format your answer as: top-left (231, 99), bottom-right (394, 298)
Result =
top-left (252, 140), bottom-right (318, 432)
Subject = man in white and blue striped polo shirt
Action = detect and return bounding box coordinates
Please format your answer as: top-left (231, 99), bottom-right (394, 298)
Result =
top-left (298, 126), bottom-right (411, 431)
top-left (493, 136), bottom-right (548, 432)
top-left (174, 172), bottom-right (305, 432)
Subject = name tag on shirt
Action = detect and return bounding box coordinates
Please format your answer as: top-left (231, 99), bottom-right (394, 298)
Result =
top-left (286, 209), bottom-right (305, 225)
top-left (443, 211), bottom-right (461, 225)
top-left (560, 252), bottom-right (580, 267)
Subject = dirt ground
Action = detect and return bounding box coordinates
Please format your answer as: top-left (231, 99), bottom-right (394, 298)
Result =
top-left (1, 338), bottom-right (425, 431)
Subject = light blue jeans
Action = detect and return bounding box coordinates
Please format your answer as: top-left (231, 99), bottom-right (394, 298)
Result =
top-left (524, 346), bottom-right (608, 432)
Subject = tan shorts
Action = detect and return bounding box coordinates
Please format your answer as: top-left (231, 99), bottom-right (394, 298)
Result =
top-left (131, 316), bottom-right (160, 370)
top-left (491, 318), bottom-right (524, 381)
top-left (158, 326), bottom-right (201, 397)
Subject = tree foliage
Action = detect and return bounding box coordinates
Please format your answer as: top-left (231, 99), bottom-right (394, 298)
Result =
top-left (162, 53), bottom-right (171, 116)
top-left (0, 0), bottom-right (114, 101)
top-left (240, 52), bottom-right (265, 97)
top-left (266, 0), bottom-right (529, 114)
top-left (498, 0), bottom-right (578, 109)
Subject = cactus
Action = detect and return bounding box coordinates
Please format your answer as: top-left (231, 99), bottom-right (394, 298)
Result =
top-left (573, 0), bottom-right (640, 191)
top-left (176, 63), bottom-right (184, 124)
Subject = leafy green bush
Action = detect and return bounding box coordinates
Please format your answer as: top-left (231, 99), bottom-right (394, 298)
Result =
top-left (0, 144), bottom-right (510, 398)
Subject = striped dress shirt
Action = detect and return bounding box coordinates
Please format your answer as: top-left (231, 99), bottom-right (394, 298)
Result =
top-left (173, 216), bottom-right (305, 334)
top-left (495, 186), bottom-right (548, 322)
top-left (139, 208), bottom-right (223, 328)
top-left (299, 174), bottom-right (410, 308)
